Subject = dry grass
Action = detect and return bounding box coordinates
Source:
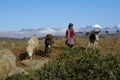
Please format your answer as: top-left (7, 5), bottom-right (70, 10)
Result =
top-left (75, 35), bottom-right (120, 54)
top-left (0, 34), bottom-right (119, 66)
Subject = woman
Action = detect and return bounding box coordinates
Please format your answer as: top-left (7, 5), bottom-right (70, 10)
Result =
top-left (65, 23), bottom-right (76, 48)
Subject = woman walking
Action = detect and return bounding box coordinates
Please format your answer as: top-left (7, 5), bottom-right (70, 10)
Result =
top-left (65, 23), bottom-right (76, 48)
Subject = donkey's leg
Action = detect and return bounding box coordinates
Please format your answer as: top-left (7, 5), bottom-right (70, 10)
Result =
top-left (29, 51), bottom-right (33, 59)
top-left (93, 42), bottom-right (96, 50)
top-left (96, 42), bottom-right (98, 49)
top-left (85, 42), bottom-right (90, 51)
top-left (35, 47), bottom-right (38, 55)
top-left (94, 41), bottom-right (98, 50)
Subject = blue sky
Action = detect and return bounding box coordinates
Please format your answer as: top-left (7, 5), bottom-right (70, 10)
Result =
top-left (0, 0), bottom-right (120, 31)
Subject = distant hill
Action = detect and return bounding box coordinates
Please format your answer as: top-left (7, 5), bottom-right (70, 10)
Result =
top-left (0, 24), bottom-right (119, 38)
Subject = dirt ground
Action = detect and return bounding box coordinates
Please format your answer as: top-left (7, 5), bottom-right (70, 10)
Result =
top-left (0, 39), bottom-right (61, 67)
top-left (10, 43), bottom-right (60, 67)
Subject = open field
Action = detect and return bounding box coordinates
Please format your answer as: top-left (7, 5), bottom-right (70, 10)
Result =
top-left (0, 34), bottom-right (120, 67)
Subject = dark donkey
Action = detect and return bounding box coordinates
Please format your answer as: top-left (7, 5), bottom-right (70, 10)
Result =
top-left (45, 34), bottom-right (54, 54)
top-left (85, 30), bottom-right (101, 51)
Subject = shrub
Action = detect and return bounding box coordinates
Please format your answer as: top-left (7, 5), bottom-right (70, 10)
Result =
top-left (7, 47), bottom-right (120, 80)
top-left (7, 73), bottom-right (29, 80)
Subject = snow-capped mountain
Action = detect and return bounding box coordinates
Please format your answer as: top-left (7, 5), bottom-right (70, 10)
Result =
top-left (103, 25), bottom-right (120, 34)
top-left (78, 24), bottom-right (103, 32)
top-left (0, 27), bottom-right (67, 38)
top-left (37, 27), bottom-right (56, 37)
top-left (77, 24), bottom-right (120, 34)
top-left (115, 25), bottom-right (120, 29)
top-left (93, 24), bottom-right (103, 29)
top-left (18, 27), bottom-right (66, 37)
top-left (0, 24), bottom-right (119, 38)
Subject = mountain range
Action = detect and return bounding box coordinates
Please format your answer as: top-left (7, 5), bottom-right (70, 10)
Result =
top-left (0, 24), bottom-right (119, 38)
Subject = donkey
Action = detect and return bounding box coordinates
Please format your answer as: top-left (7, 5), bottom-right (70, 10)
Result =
top-left (26, 34), bottom-right (39, 59)
top-left (45, 34), bottom-right (54, 54)
top-left (85, 30), bottom-right (101, 51)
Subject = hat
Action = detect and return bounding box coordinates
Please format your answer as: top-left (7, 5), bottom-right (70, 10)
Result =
top-left (68, 23), bottom-right (73, 27)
